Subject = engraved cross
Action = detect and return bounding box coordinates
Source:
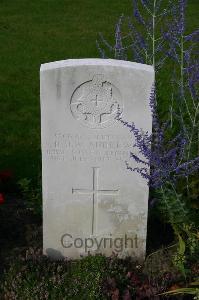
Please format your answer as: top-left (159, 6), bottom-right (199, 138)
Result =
top-left (72, 167), bottom-right (119, 235)
top-left (91, 94), bottom-right (103, 107)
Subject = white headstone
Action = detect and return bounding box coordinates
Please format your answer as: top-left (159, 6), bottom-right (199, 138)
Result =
top-left (40, 59), bottom-right (154, 260)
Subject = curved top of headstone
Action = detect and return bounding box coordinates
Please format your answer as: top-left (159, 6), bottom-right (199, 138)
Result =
top-left (40, 58), bottom-right (154, 72)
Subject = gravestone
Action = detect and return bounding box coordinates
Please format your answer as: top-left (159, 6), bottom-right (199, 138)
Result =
top-left (40, 59), bottom-right (154, 260)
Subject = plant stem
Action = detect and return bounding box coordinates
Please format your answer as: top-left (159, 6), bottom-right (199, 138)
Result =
top-left (152, 0), bottom-right (156, 70)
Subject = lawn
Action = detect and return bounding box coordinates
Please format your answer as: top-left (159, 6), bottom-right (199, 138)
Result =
top-left (0, 0), bottom-right (198, 183)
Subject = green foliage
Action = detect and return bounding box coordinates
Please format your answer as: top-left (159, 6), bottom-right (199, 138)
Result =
top-left (173, 234), bottom-right (186, 276)
top-left (155, 185), bottom-right (199, 276)
top-left (160, 281), bottom-right (199, 300)
top-left (172, 224), bottom-right (199, 277)
top-left (65, 255), bottom-right (107, 299)
top-left (0, 251), bottom-right (141, 299)
top-left (1, 246), bottom-right (198, 300)
top-left (144, 245), bottom-right (180, 278)
top-left (18, 177), bottom-right (42, 217)
top-left (0, 249), bottom-right (107, 300)
top-left (187, 176), bottom-right (199, 209)
top-left (157, 185), bottom-right (189, 226)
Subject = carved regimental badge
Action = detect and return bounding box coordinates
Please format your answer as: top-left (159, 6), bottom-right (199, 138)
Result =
top-left (70, 74), bottom-right (123, 129)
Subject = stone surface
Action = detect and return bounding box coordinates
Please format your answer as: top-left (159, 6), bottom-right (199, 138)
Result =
top-left (40, 59), bottom-right (154, 260)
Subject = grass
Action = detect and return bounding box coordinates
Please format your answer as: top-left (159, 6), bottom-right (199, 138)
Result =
top-left (0, 0), bottom-right (130, 182)
top-left (0, 0), bottom-right (198, 183)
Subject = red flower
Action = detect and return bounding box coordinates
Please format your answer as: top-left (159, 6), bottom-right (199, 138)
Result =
top-left (0, 193), bottom-right (5, 204)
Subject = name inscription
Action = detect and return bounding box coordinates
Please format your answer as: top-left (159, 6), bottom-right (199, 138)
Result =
top-left (45, 132), bottom-right (132, 162)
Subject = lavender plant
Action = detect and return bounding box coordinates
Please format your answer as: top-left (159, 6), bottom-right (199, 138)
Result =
top-left (97, 0), bottom-right (199, 273)
top-left (97, 1), bottom-right (179, 71)
top-left (116, 87), bottom-right (199, 192)
top-left (116, 85), bottom-right (199, 273)
top-left (163, 0), bottom-right (199, 165)
top-left (97, 0), bottom-right (199, 158)
top-left (97, 0), bottom-right (199, 213)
